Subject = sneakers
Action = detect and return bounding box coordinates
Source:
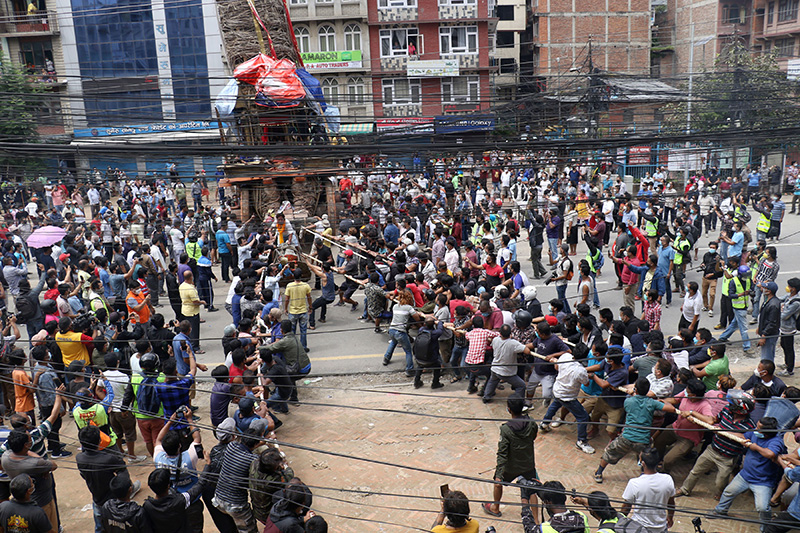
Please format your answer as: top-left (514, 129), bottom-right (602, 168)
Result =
top-left (128, 455), bottom-right (148, 464)
top-left (540, 423), bottom-right (552, 433)
top-left (131, 480), bottom-right (142, 498)
top-left (382, 358), bottom-right (390, 366)
top-left (714, 324), bottom-right (724, 330)
top-left (743, 348), bottom-right (755, 356)
top-left (749, 318), bottom-right (758, 325)
top-left (466, 385), bottom-right (478, 394)
top-left (51, 450), bottom-right (72, 459)
top-left (705, 510), bottom-right (727, 520)
top-left (665, 303), bottom-right (670, 308)
top-left (708, 310), bottom-right (714, 317)
top-left (594, 471), bottom-right (604, 483)
top-left (350, 303), bottom-right (359, 312)
top-left (778, 369), bottom-right (795, 377)
top-left (550, 416), bottom-right (563, 428)
top-left (431, 382), bottom-right (444, 390)
top-left (414, 380), bottom-right (423, 389)
top-left (702, 307), bottom-right (709, 312)
top-left (576, 440), bottom-right (595, 454)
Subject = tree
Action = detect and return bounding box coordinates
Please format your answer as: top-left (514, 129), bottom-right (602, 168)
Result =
top-left (0, 64), bottom-right (44, 180)
top-left (662, 39), bottom-right (800, 134)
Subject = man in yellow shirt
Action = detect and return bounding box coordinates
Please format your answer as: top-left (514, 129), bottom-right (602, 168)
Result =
top-left (284, 269), bottom-right (312, 351)
top-left (179, 270), bottom-right (205, 354)
top-left (55, 316), bottom-right (91, 369)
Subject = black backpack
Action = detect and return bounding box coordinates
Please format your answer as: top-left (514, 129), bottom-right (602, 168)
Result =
top-left (136, 375), bottom-right (161, 417)
top-left (413, 329), bottom-right (437, 366)
top-left (15, 294), bottom-right (36, 324)
top-left (599, 516), bottom-right (649, 533)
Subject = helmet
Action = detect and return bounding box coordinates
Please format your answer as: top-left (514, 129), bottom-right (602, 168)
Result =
top-left (406, 243), bottom-right (419, 256)
top-left (41, 299), bottom-right (57, 316)
top-left (139, 352), bottom-right (159, 373)
top-left (727, 390), bottom-right (755, 415)
top-left (513, 310), bottom-right (533, 330)
top-left (737, 265), bottom-right (751, 277)
top-left (422, 289), bottom-right (435, 302)
top-left (521, 285), bottom-right (538, 302)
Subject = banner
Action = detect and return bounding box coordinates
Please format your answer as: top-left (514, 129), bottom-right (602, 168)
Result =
top-left (435, 115), bottom-right (495, 134)
top-left (628, 146), bottom-right (651, 165)
top-left (407, 59), bottom-right (459, 77)
top-left (74, 121), bottom-right (225, 138)
top-left (300, 50), bottom-right (362, 70)
top-left (376, 118), bottom-right (434, 135)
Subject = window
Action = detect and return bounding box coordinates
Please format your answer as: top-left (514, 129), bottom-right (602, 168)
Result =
top-left (622, 108), bottom-right (634, 124)
top-left (294, 27), bottom-right (310, 53)
top-left (380, 27), bottom-right (419, 57)
top-left (496, 5), bottom-right (514, 20)
top-left (776, 37), bottom-right (795, 56)
top-left (382, 78), bottom-right (421, 105)
top-left (322, 78), bottom-right (339, 102)
top-left (348, 76), bottom-right (365, 104)
top-left (318, 25), bottom-right (336, 52)
top-left (778, 0), bottom-right (799, 21)
top-left (496, 31), bottom-right (515, 48)
top-left (441, 75), bottom-right (479, 103)
top-left (344, 24), bottom-right (361, 51)
top-left (378, 0), bottom-right (416, 8)
top-left (438, 0), bottom-right (475, 5)
top-left (19, 39), bottom-right (53, 70)
top-left (724, 4), bottom-right (746, 24)
top-left (768, 2), bottom-right (775, 23)
top-left (499, 58), bottom-right (516, 73)
top-left (439, 26), bottom-right (478, 54)
top-left (289, 0), bottom-right (307, 5)
top-left (317, 0), bottom-right (333, 4)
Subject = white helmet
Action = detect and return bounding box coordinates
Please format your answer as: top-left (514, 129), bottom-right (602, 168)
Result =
top-left (521, 285), bottom-right (538, 302)
top-left (406, 243), bottom-right (419, 256)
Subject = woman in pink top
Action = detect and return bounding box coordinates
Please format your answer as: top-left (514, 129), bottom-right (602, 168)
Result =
top-left (52, 187), bottom-right (65, 211)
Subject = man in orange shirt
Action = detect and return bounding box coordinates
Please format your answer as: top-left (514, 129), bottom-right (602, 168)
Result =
top-left (11, 349), bottom-right (35, 423)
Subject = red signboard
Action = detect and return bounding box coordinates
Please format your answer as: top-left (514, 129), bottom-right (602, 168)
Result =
top-left (629, 146), bottom-right (651, 165)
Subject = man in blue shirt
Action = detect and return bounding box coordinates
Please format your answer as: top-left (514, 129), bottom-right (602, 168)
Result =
top-left (383, 218), bottom-right (399, 247)
top-left (656, 235), bottom-right (675, 307)
top-left (748, 168), bottom-right (762, 201)
top-left (720, 221), bottom-right (745, 263)
top-left (708, 417), bottom-right (786, 527)
top-left (765, 462), bottom-right (800, 532)
top-left (216, 218), bottom-right (232, 283)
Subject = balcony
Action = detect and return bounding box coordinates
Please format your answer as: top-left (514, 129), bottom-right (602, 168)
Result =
top-left (0, 11), bottom-right (59, 36)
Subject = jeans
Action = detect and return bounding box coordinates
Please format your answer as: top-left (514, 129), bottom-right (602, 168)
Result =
top-left (590, 272), bottom-right (600, 307)
top-left (719, 307), bottom-right (750, 350)
top-left (715, 472), bottom-right (772, 530)
top-left (267, 388), bottom-right (290, 413)
top-left (543, 398), bottom-right (589, 442)
top-left (556, 284), bottom-right (571, 313)
top-left (193, 194), bottom-right (202, 212)
top-left (384, 328), bottom-right (414, 372)
top-left (26, 318), bottom-right (43, 347)
top-left (309, 297), bottom-right (334, 327)
top-left (752, 286), bottom-right (763, 321)
top-left (288, 312), bottom-right (308, 349)
top-left (467, 362), bottom-right (491, 388)
top-left (450, 344), bottom-right (468, 379)
top-left (547, 238), bottom-right (559, 262)
top-left (720, 241), bottom-right (729, 262)
top-left (761, 334), bottom-right (778, 362)
top-left (220, 252), bottom-right (231, 282)
top-left (483, 371), bottom-right (526, 400)
top-left (93, 502), bottom-right (103, 533)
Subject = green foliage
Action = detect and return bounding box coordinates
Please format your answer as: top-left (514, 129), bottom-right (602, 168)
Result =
top-left (0, 63), bottom-right (42, 143)
top-left (662, 39), bottom-right (800, 134)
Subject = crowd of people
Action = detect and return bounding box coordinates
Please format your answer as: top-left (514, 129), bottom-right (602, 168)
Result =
top-left (0, 152), bottom-right (796, 532)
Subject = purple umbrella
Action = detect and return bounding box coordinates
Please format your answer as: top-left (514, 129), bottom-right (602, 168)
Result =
top-left (26, 226), bottom-right (66, 248)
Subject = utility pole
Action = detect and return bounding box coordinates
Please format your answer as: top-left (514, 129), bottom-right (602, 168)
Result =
top-left (585, 37), bottom-right (601, 138)
top-left (684, 23), bottom-right (694, 188)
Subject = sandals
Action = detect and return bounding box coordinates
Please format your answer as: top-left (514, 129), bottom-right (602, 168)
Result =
top-left (450, 376), bottom-right (462, 384)
top-left (482, 502), bottom-right (501, 517)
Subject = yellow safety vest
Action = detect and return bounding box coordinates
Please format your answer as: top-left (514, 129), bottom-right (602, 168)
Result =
top-left (673, 237), bottom-right (689, 265)
top-left (645, 216), bottom-right (659, 237)
top-left (186, 241), bottom-right (202, 261)
top-left (757, 213), bottom-right (771, 234)
top-left (731, 276), bottom-right (751, 309)
top-left (720, 268), bottom-right (732, 297)
top-left (586, 248), bottom-right (602, 273)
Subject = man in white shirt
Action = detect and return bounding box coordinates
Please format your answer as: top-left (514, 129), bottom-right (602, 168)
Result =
top-left (169, 221), bottom-right (185, 262)
top-left (104, 351), bottom-right (147, 462)
top-left (482, 325), bottom-right (532, 403)
top-left (680, 281), bottom-right (703, 333)
top-left (622, 448), bottom-right (675, 533)
top-left (87, 186), bottom-right (101, 217)
top-left (540, 352), bottom-right (594, 454)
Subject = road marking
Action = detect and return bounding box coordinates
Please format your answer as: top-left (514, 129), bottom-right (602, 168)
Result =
top-left (310, 353), bottom-right (383, 362)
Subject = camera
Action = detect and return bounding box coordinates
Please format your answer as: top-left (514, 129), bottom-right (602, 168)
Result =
top-left (692, 517), bottom-right (705, 533)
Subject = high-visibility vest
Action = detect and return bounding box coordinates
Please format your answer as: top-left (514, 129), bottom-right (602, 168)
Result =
top-left (586, 248), bottom-right (602, 273)
top-left (731, 276), bottom-right (751, 309)
top-left (673, 237), bottom-right (689, 265)
top-left (186, 240), bottom-right (202, 261)
top-left (720, 268), bottom-right (733, 297)
top-left (757, 213), bottom-right (771, 234)
top-left (540, 511), bottom-right (589, 533)
top-left (645, 216), bottom-right (659, 237)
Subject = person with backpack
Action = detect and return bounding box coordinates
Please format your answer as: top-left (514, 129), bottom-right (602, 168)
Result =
top-left (15, 263), bottom-right (46, 341)
top-left (412, 317), bottom-right (445, 390)
top-left (521, 480), bottom-right (589, 532)
top-left (778, 277), bottom-right (800, 377)
top-left (121, 352), bottom-right (164, 457)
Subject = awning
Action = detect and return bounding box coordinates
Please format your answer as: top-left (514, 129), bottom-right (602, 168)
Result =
top-left (339, 123), bottom-right (373, 135)
top-left (219, 177), bottom-right (266, 187)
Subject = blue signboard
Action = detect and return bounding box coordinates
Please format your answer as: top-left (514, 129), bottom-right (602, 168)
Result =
top-left (74, 121), bottom-right (226, 138)
top-left (435, 115), bottom-right (495, 134)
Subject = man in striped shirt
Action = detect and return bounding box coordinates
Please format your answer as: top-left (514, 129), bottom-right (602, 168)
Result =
top-left (212, 423), bottom-right (266, 533)
top-left (751, 246), bottom-right (779, 325)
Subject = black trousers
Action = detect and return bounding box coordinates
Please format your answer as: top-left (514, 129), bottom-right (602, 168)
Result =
top-left (781, 333), bottom-right (796, 372)
top-left (719, 295), bottom-right (732, 329)
top-left (38, 404), bottom-right (63, 453)
top-left (187, 313), bottom-right (200, 350)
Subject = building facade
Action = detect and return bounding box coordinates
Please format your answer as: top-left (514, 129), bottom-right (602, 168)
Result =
top-left (533, 0), bottom-right (651, 89)
top-left (493, 0), bottom-right (526, 98)
top-left (289, 0), bottom-right (374, 128)
top-left (366, 0), bottom-right (496, 131)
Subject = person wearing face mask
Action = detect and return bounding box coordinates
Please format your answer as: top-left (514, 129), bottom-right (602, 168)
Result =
top-left (521, 480), bottom-right (589, 533)
top-left (778, 278), bottom-right (800, 376)
top-left (769, 193), bottom-right (785, 241)
top-left (756, 282), bottom-right (782, 362)
top-left (718, 265), bottom-right (754, 355)
top-left (700, 241), bottom-right (721, 318)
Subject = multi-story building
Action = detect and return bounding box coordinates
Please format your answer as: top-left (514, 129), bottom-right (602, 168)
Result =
top-left (289, 0), bottom-right (374, 131)
top-left (492, 0), bottom-right (527, 99)
top-left (533, 0), bottom-right (652, 89)
top-left (52, 0), bottom-right (228, 175)
top-left (366, 0), bottom-right (496, 132)
top-left (752, 0), bottom-right (800, 70)
top-left (0, 0), bottom-right (70, 139)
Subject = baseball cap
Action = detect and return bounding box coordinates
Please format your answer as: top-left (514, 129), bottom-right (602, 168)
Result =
top-left (214, 417), bottom-right (237, 443)
top-left (67, 360), bottom-right (86, 374)
top-left (343, 249), bottom-right (354, 257)
top-left (238, 396), bottom-right (256, 414)
top-left (58, 253), bottom-right (70, 262)
top-left (765, 282), bottom-right (779, 294)
top-left (249, 418), bottom-right (270, 438)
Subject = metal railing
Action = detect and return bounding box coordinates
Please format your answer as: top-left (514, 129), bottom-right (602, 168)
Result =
top-left (0, 10), bottom-right (58, 36)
